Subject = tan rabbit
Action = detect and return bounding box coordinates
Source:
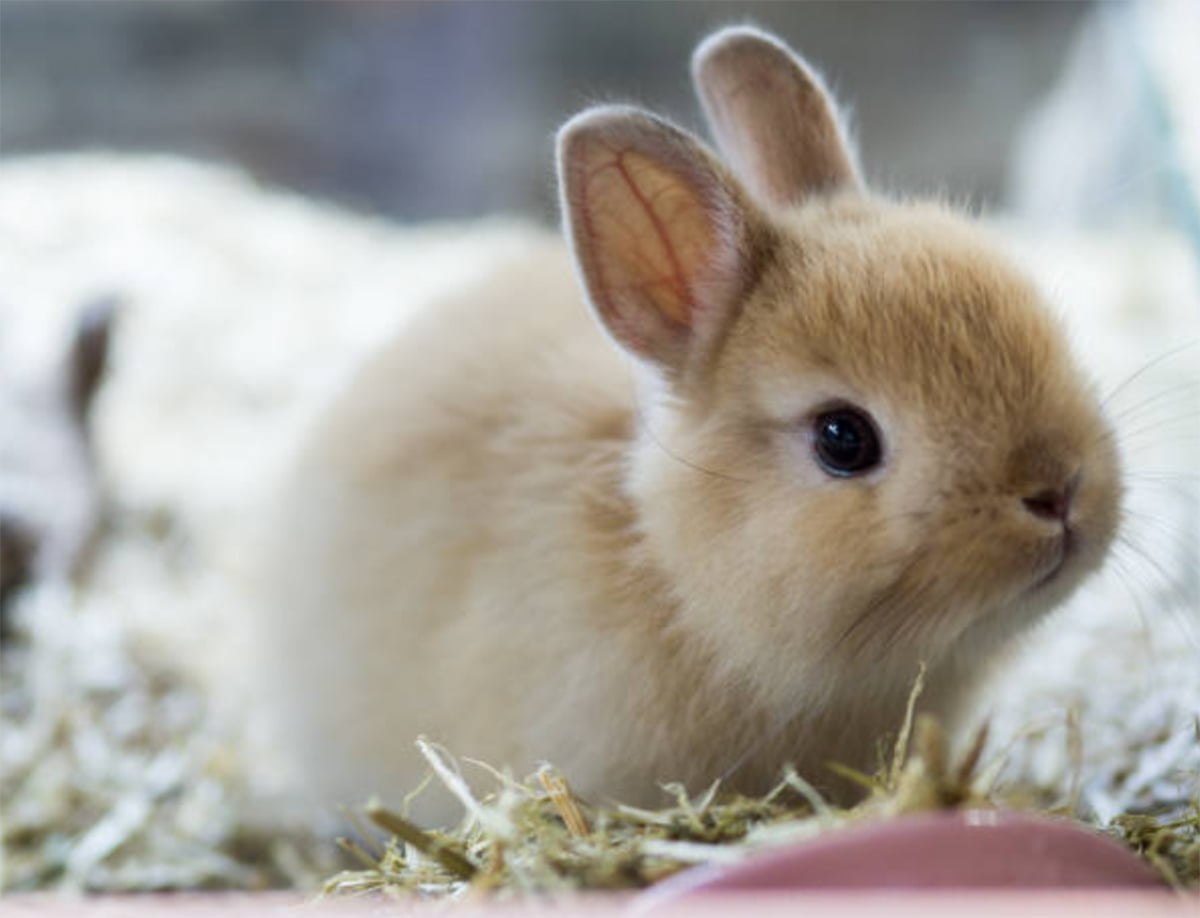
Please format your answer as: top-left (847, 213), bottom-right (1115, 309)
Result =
top-left (252, 27), bottom-right (1122, 826)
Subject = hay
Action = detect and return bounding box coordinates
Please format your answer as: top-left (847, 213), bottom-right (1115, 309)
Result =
top-left (322, 717), bottom-right (1198, 902)
top-left (1, 154), bottom-right (1196, 899)
top-left (0, 585), bottom-right (333, 893)
top-left (3, 585), bottom-right (1194, 897)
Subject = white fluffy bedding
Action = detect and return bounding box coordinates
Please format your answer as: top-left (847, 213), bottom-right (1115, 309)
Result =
top-left (0, 155), bottom-right (1196, 890)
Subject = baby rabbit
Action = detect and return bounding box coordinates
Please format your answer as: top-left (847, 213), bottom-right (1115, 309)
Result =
top-left (253, 27), bottom-right (1121, 825)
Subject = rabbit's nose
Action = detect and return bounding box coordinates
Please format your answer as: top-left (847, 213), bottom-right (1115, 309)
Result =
top-left (1022, 472), bottom-right (1080, 523)
top-left (1023, 489), bottom-right (1069, 521)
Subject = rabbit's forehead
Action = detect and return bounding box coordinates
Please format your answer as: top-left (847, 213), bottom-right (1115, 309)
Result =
top-left (738, 214), bottom-right (1078, 432)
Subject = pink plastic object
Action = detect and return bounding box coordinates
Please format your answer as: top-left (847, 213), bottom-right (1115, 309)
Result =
top-left (638, 810), bottom-right (1163, 906)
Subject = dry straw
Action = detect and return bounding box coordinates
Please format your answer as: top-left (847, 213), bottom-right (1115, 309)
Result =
top-left (321, 677), bottom-right (1199, 901)
top-left (2, 591), bottom-right (1195, 898)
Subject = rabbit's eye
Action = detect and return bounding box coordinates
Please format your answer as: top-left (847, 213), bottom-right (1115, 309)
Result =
top-left (812, 407), bottom-right (882, 477)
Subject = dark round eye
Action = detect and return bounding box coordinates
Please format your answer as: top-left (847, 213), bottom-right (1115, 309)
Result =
top-left (812, 407), bottom-right (882, 477)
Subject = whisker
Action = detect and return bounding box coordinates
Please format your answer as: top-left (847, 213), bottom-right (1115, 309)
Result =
top-left (1099, 340), bottom-right (1199, 412)
top-left (839, 560), bottom-right (939, 663)
top-left (1112, 537), bottom-right (1200, 651)
top-left (872, 582), bottom-right (941, 661)
top-left (1103, 552), bottom-right (1160, 644)
top-left (716, 711), bottom-right (794, 789)
top-left (1106, 381), bottom-right (1200, 427)
top-left (1115, 533), bottom-right (1186, 595)
top-left (1119, 507), bottom-right (1197, 553)
top-left (1112, 396), bottom-right (1200, 430)
top-left (1121, 479), bottom-right (1200, 507)
top-left (1089, 412), bottom-right (1200, 456)
top-left (633, 409), bottom-right (752, 485)
top-left (1124, 471), bottom-right (1200, 483)
top-left (832, 578), bottom-right (906, 659)
top-left (1112, 414), bottom-right (1200, 445)
top-left (1092, 401), bottom-right (1200, 443)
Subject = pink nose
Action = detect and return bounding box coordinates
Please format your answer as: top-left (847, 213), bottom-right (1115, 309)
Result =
top-left (1023, 488), bottom-right (1071, 522)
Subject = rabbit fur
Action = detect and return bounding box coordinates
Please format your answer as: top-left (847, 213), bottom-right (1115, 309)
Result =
top-left (252, 27), bottom-right (1122, 826)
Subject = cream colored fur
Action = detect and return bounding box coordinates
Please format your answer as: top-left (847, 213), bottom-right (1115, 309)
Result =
top-left (252, 28), bottom-right (1122, 826)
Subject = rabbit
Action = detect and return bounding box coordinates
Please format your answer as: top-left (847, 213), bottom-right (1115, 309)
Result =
top-left (250, 26), bottom-right (1122, 827)
top-left (1, 295), bottom-right (116, 637)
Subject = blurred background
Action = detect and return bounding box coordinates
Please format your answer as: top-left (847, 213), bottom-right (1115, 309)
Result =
top-left (3, 0), bottom-right (1199, 896)
top-left (1, 0), bottom-right (1097, 222)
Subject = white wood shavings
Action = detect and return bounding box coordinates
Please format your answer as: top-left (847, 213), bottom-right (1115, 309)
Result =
top-left (1, 153), bottom-right (1197, 893)
top-left (1, 583), bottom-right (307, 891)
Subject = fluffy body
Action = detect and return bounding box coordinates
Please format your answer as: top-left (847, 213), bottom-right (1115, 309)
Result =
top-left (257, 205), bottom-right (1118, 823)
top-left (253, 29), bottom-right (1121, 825)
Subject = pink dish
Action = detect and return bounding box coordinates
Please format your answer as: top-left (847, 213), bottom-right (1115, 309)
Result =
top-left (637, 810), bottom-right (1164, 908)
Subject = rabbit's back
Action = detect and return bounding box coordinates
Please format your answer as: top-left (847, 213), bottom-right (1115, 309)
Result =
top-left (253, 233), bottom-right (656, 819)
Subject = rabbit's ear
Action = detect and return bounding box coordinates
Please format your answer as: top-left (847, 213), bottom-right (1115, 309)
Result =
top-left (692, 26), bottom-right (860, 208)
top-left (66, 294), bottom-right (118, 424)
top-left (558, 106), bottom-right (763, 374)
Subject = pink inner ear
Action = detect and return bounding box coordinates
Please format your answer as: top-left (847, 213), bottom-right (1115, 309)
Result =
top-left (573, 137), bottom-right (729, 353)
top-left (582, 148), bottom-right (693, 325)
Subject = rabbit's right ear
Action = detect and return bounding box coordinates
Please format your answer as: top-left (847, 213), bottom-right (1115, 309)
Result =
top-left (692, 26), bottom-right (861, 208)
top-left (558, 106), bottom-right (764, 376)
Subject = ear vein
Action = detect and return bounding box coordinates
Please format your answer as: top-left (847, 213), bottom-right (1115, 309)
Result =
top-left (596, 148), bottom-right (692, 325)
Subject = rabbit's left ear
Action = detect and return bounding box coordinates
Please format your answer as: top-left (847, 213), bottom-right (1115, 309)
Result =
top-left (692, 26), bottom-right (861, 209)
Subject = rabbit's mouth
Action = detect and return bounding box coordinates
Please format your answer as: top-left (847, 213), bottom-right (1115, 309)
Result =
top-left (1029, 527), bottom-right (1075, 592)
